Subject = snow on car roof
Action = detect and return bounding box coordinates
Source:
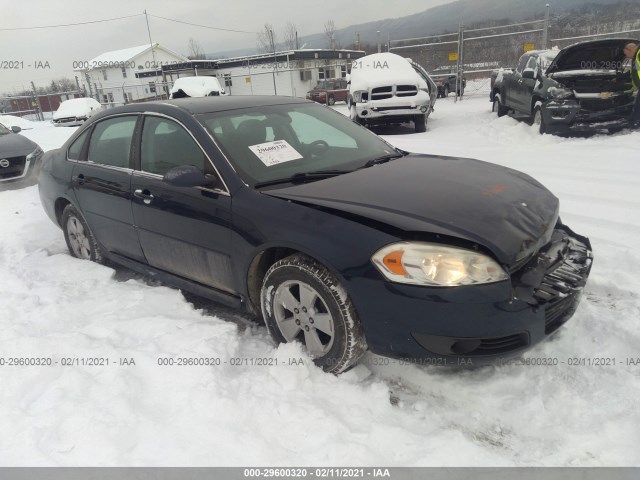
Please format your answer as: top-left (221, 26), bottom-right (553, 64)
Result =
top-left (350, 52), bottom-right (427, 90)
top-left (170, 76), bottom-right (224, 98)
top-left (53, 98), bottom-right (102, 120)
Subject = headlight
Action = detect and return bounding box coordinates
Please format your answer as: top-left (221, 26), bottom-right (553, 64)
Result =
top-left (371, 242), bottom-right (509, 287)
top-left (351, 90), bottom-right (367, 103)
top-left (548, 87), bottom-right (573, 99)
top-left (27, 146), bottom-right (43, 159)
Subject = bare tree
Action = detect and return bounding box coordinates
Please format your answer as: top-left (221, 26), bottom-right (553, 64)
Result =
top-left (187, 38), bottom-right (207, 60)
top-left (324, 20), bottom-right (340, 49)
top-left (283, 21), bottom-right (298, 50)
top-left (257, 23), bottom-right (278, 53)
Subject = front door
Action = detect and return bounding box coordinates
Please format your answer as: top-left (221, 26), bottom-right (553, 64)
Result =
top-left (130, 115), bottom-right (235, 293)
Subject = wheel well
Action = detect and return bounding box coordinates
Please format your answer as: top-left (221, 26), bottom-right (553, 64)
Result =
top-left (246, 247), bottom-right (298, 314)
top-left (54, 198), bottom-right (71, 227)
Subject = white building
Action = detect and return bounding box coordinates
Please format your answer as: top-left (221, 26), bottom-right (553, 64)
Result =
top-left (160, 49), bottom-right (366, 99)
top-left (77, 43), bottom-right (187, 106)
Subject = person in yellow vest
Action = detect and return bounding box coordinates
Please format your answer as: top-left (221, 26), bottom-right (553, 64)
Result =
top-left (623, 42), bottom-right (640, 128)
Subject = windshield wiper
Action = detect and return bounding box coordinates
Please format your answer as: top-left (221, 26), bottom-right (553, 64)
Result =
top-left (359, 152), bottom-right (405, 169)
top-left (254, 169), bottom-right (351, 189)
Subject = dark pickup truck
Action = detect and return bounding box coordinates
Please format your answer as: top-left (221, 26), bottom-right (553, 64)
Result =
top-left (491, 39), bottom-right (637, 134)
top-left (431, 69), bottom-right (466, 97)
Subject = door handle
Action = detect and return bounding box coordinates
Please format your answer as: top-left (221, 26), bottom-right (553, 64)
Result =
top-left (134, 189), bottom-right (154, 205)
top-left (72, 173), bottom-right (85, 185)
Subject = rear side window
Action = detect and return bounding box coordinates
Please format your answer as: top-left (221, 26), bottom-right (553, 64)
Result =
top-left (87, 116), bottom-right (137, 168)
top-left (140, 116), bottom-right (206, 176)
top-left (67, 129), bottom-right (90, 160)
top-left (516, 55), bottom-right (529, 74)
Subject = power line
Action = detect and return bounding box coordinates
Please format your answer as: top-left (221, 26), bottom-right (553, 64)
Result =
top-left (0, 14), bottom-right (142, 31)
top-left (148, 14), bottom-right (256, 34)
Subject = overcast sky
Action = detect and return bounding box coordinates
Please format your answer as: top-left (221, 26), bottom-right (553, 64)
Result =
top-left (0, 0), bottom-right (454, 93)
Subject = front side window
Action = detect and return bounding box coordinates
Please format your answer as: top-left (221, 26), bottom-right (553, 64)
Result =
top-left (198, 103), bottom-right (396, 187)
top-left (516, 55), bottom-right (530, 74)
top-left (87, 116), bottom-right (137, 168)
top-left (140, 116), bottom-right (206, 176)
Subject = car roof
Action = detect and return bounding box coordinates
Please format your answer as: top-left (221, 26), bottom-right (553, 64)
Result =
top-left (94, 95), bottom-right (312, 117)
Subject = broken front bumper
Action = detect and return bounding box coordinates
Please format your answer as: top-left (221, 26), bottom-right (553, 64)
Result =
top-left (542, 97), bottom-right (635, 133)
top-left (346, 224), bottom-right (593, 365)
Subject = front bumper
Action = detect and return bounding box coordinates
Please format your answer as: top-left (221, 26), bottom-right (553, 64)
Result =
top-left (0, 150), bottom-right (43, 185)
top-left (347, 225), bottom-right (593, 365)
top-left (52, 117), bottom-right (86, 127)
top-left (542, 98), bottom-right (634, 133)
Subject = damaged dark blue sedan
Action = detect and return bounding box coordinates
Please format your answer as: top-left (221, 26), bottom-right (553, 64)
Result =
top-left (38, 96), bottom-right (593, 373)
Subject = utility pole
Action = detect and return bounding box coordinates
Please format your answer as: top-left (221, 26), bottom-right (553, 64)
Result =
top-left (356, 32), bottom-right (361, 51)
top-left (387, 32), bottom-right (390, 52)
top-left (30, 81), bottom-right (43, 121)
top-left (144, 10), bottom-right (159, 97)
top-left (269, 28), bottom-right (278, 95)
top-left (542, 4), bottom-right (551, 49)
top-left (295, 31), bottom-right (299, 50)
top-left (377, 31), bottom-right (381, 53)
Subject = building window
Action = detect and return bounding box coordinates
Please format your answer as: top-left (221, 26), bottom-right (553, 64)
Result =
top-left (340, 65), bottom-right (347, 78)
top-left (300, 70), bottom-right (312, 81)
top-left (122, 67), bottom-right (127, 78)
top-left (102, 70), bottom-right (108, 81)
top-left (224, 74), bottom-right (232, 87)
top-left (107, 93), bottom-right (114, 104)
top-left (149, 82), bottom-right (156, 93)
top-left (102, 94), bottom-right (108, 104)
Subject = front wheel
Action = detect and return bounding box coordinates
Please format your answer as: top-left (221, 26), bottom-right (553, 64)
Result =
top-left (260, 254), bottom-right (367, 373)
top-left (533, 105), bottom-right (546, 134)
top-left (61, 204), bottom-right (105, 263)
top-left (327, 95), bottom-right (335, 106)
top-left (414, 114), bottom-right (427, 133)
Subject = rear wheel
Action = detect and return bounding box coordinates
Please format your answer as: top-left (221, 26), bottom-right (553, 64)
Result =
top-left (493, 96), bottom-right (507, 117)
top-left (443, 85), bottom-right (450, 97)
top-left (260, 254), bottom-right (367, 374)
top-left (414, 114), bottom-right (427, 133)
top-left (328, 95), bottom-right (335, 106)
top-left (61, 204), bottom-right (105, 264)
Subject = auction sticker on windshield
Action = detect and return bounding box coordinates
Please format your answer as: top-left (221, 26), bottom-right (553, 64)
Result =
top-left (249, 140), bottom-right (303, 166)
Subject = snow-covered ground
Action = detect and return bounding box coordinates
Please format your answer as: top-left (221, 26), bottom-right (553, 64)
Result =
top-left (1, 96), bottom-right (639, 466)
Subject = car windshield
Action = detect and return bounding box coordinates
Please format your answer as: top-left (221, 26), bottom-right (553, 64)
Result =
top-left (198, 102), bottom-right (398, 187)
top-left (314, 82), bottom-right (331, 89)
top-left (0, 123), bottom-right (10, 135)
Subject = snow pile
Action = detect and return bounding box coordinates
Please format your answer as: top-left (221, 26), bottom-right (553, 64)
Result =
top-left (52, 98), bottom-right (102, 120)
top-left (170, 76), bottom-right (224, 98)
top-left (0, 96), bottom-right (639, 466)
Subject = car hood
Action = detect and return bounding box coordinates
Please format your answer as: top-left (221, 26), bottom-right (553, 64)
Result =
top-left (0, 133), bottom-right (38, 157)
top-left (265, 154), bottom-right (559, 267)
top-left (546, 39), bottom-right (636, 74)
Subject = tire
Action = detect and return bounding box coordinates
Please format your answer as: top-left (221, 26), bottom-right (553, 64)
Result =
top-left (327, 95), bottom-right (335, 106)
top-left (260, 254), bottom-right (367, 374)
top-left (61, 204), bottom-right (105, 264)
top-left (443, 85), bottom-right (450, 97)
top-left (350, 105), bottom-right (365, 126)
top-left (414, 114), bottom-right (427, 133)
top-left (493, 96), bottom-right (507, 117)
top-left (533, 105), bottom-right (546, 134)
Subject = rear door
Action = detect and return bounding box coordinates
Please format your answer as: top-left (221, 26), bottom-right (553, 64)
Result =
top-left (71, 114), bottom-right (146, 262)
top-left (130, 114), bottom-right (235, 293)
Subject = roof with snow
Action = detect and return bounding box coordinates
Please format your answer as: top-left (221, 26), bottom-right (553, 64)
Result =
top-left (81, 43), bottom-right (187, 70)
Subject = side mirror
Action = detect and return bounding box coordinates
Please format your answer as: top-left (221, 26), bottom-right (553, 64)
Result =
top-left (11, 126), bottom-right (21, 133)
top-left (522, 68), bottom-right (536, 80)
top-left (163, 165), bottom-right (217, 188)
